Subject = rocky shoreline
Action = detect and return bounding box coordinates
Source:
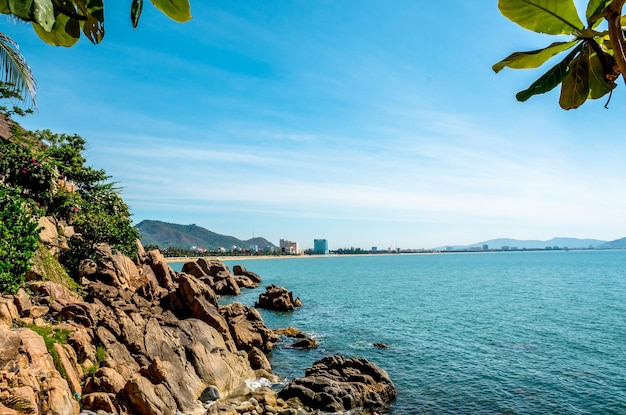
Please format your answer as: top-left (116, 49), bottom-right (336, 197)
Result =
top-left (0, 221), bottom-right (396, 415)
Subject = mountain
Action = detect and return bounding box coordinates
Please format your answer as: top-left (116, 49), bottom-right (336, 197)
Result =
top-left (444, 237), bottom-right (608, 250)
top-left (135, 220), bottom-right (276, 250)
top-left (597, 237), bottom-right (626, 249)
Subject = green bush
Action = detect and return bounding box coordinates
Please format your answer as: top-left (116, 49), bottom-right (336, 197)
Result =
top-left (0, 187), bottom-right (41, 294)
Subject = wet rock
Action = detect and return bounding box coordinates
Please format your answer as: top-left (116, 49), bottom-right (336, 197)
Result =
top-left (290, 338), bottom-right (317, 349)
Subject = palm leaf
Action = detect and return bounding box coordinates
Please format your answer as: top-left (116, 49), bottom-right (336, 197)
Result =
top-left (0, 32), bottom-right (36, 107)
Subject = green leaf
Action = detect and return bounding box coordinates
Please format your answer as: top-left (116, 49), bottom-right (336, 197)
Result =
top-left (131, 0), bottom-right (143, 29)
top-left (516, 42), bottom-right (583, 102)
top-left (498, 0), bottom-right (584, 35)
top-left (33, 12), bottom-right (80, 47)
top-left (149, 0), bottom-right (191, 23)
top-left (493, 41), bottom-right (577, 73)
top-left (8, 0), bottom-right (34, 20)
top-left (586, 0), bottom-right (611, 27)
top-left (74, 0), bottom-right (105, 44)
top-left (587, 48), bottom-right (616, 99)
top-left (32, 0), bottom-right (54, 32)
top-left (559, 50), bottom-right (589, 109)
top-left (0, 0), bottom-right (11, 14)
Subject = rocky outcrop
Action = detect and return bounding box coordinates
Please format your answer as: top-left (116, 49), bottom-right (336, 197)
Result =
top-left (232, 265), bottom-right (262, 289)
top-left (182, 258), bottom-right (241, 296)
top-left (255, 285), bottom-right (302, 312)
top-left (0, 247), bottom-right (278, 415)
top-left (279, 355), bottom-right (396, 413)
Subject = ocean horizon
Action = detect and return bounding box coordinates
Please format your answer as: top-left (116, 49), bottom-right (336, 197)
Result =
top-left (171, 250), bottom-right (626, 414)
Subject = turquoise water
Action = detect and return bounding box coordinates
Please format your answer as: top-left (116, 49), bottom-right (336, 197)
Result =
top-left (172, 251), bottom-right (626, 414)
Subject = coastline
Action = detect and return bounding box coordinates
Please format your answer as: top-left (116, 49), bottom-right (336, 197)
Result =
top-left (165, 253), bottom-right (417, 263)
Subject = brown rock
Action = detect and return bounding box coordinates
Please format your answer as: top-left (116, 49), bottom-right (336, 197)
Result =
top-left (0, 297), bottom-right (18, 327)
top-left (274, 327), bottom-right (307, 338)
top-left (53, 343), bottom-right (82, 395)
top-left (220, 302), bottom-right (278, 352)
top-left (82, 392), bottom-right (119, 414)
top-left (279, 355), bottom-right (396, 413)
top-left (13, 289), bottom-right (32, 317)
top-left (147, 249), bottom-right (177, 291)
top-left (255, 285), bottom-right (301, 312)
top-left (181, 261), bottom-right (207, 278)
top-left (248, 347), bottom-right (271, 371)
top-left (197, 259), bottom-right (241, 296)
top-left (29, 305), bottom-right (49, 319)
top-left (206, 403), bottom-right (238, 415)
top-left (123, 374), bottom-right (177, 415)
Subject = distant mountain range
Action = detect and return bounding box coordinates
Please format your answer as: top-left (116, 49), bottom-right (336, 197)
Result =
top-left (135, 220), bottom-right (276, 250)
top-left (444, 237), bottom-right (623, 250)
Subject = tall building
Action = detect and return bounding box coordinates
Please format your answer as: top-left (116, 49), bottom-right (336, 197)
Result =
top-left (280, 239), bottom-right (300, 255)
top-left (314, 239), bottom-right (329, 255)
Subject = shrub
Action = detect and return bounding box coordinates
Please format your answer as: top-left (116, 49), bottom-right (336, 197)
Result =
top-left (0, 187), bottom-right (40, 294)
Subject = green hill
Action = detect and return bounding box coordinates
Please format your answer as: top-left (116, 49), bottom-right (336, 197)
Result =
top-left (136, 220), bottom-right (276, 250)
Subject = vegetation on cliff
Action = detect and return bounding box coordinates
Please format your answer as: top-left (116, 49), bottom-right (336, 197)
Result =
top-left (0, 86), bottom-right (139, 294)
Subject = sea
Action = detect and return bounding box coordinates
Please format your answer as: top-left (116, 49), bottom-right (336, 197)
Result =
top-left (171, 250), bottom-right (626, 414)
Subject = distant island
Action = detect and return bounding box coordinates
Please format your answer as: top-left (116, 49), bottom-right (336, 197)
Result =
top-left (136, 220), bottom-right (626, 257)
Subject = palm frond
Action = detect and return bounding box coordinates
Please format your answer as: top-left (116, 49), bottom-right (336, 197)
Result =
top-left (0, 32), bottom-right (37, 108)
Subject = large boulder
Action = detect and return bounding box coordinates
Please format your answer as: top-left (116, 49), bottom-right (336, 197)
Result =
top-left (220, 302), bottom-right (278, 353)
top-left (279, 355), bottom-right (396, 413)
top-left (255, 285), bottom-right (301, 312)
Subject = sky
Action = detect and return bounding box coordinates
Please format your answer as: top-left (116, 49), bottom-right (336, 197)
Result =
top-left (3, 1), bottom-right (626, 250)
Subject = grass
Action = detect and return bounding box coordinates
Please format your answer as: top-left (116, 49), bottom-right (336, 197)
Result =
top-left (24, 324), bottom-right (72, 380)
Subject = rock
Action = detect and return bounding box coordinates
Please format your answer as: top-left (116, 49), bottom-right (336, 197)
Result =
top-left (0, 297), bottom-right (18, 327)
top-left (30, 281), bottom-right (83, 307)
top-left (374, 342), bottom-right (389, 349)
top-left (38, 216), bottom-right (63, 256)
top-left (13, 288), bottom-right (32, 317)
top-left (0, 326), bottom-right (80, 415)
top-left (248, 347), bottom-right (271, 371)
top-left (200, 385), bottom-right (221, 402)
top-left (181, 261), bottom-right (206, 279)
top-left (290, 338), bottom-right (317, 349)
top-left (274, 327), bottom-right (306, 338)
top-left (206, 403), bottom-right (238, 415)
top-left (255, 285), bottom-right (301, 312)
top-left (232, 265), bottom-right (262, 283)
top-left (147, 249), bottom-right (177, 290)
top-left (83, 367), bottom-right (126, 395)
top-left (196, 258), bottom-right (241, 296)
top-left (53, 343), bottom-right (83, 396)
top-left (81, 392), bottom-right (118, 414)
top-left (123, 374), bottom-right (178, 415)
top-left (232, 265), bottom-right (262, 288)
top-left (220, 302), bottom-right (278, 352)
top-left (30, 305), bottom-right (49, 319)
top-left (278, 355), bottom-right (396, 413)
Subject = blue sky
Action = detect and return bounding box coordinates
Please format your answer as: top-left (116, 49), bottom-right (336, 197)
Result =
top-left (4, 1), bottom-right (626, 250)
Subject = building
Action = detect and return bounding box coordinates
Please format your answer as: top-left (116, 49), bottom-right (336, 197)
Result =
top-left (280, 239), bottom-right (301, 255)
top-left (313, 239), bottom-right (329, 255)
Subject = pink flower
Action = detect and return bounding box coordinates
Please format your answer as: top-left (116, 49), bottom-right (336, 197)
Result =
top-left (72, 206), bottom-right (79, 213)
top-left (21, 167), bottom-right (27, 174)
